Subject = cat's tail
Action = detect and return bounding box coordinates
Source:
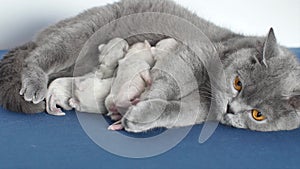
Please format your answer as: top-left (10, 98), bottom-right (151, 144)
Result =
top-left (0, 42), bottom-right (45, 113)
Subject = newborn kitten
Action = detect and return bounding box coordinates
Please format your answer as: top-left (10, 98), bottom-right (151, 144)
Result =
top-left (106, 40), bottom-right (154, 130)
top-left (46, 38), bottom-right (128, 115)
top-left (115, 40), bottom-right (155, 110)
top-left (151, 38), bottom-right (179, 58)
top-left (46, 75), bottom-right (113, 115)
top-left (97, 38), bottom-right (129, 79)
top-left (107, 38), bottom-right (178, 130)
top-left (68, 74), bottom-right (113, 113)
top-left (46, 77), bottom-right (73, 116)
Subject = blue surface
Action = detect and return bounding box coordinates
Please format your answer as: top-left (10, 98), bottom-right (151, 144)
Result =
top-left (0, 49), bottom-right (300, 169)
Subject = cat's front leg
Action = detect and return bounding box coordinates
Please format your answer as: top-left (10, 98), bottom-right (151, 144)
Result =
top-left (122, 98), bottom-right (205, 133)
top-left (20, 64), bottom-right (48, 104)
top-left (20, 40), bottom-right (77, 106)
top-left (122, 99), bottom-right (171, 132)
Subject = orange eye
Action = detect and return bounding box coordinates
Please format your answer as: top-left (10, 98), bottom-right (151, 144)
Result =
top-left (252, 109), bottom-right (266, 121)
top-left (233, 76), bottom-right (242, 91)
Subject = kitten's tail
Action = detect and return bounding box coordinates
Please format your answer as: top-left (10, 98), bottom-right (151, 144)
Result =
top-left (0, 42), bottom-right (45, 113)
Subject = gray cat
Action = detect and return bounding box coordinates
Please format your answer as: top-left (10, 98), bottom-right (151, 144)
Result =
top-left (0, 0), bottom-right (299, 132)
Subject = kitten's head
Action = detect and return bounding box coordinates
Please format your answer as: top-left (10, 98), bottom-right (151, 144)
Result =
top-left (221, 28), bottom-right (300, 131)
top-left (128, 40), bottom-right (151, 53)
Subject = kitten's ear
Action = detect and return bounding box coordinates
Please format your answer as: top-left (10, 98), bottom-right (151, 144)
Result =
top-left (260, 28), bottom-right (279, 66)
top-left (98, 44), bottom-right (106, 52)
top-left (123, 43), bottom-right (129, 52)
top-left (144, 40), bottom-right (151, 49)
top-left (151, 47), bottom-right (157, 55)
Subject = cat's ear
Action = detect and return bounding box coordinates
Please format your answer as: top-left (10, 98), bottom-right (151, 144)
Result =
top-left (259, 28), bottom-right (279, 67)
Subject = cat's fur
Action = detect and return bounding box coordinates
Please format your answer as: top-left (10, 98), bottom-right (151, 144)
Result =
top-left (0, 42), bottom-right (46, 113)
top-left (0, 0), bottom-right (299, 132)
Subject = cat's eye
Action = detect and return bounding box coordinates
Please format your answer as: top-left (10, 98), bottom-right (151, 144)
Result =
top-left (233, 76), bottom-right (242, 91)
top-left (252, 109), bottom-right (266, 121)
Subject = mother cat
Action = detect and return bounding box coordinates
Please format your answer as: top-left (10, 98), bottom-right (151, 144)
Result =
top-left (0, 0), bottom-right (299, 132)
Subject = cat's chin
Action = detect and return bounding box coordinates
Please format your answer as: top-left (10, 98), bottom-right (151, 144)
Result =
top-left (220, 112), bottom-right (248, 129)
top-left (220, 113), bottom-right (230, 125)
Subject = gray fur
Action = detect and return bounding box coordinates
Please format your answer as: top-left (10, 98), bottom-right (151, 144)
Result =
top-left (0, 42), bottom-right (45, 113)
top-left (0, 0), bottom-right (299, 132)
top-left (0, 0), bottom-right (235, 113)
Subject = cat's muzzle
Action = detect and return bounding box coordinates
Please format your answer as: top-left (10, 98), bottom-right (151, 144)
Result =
top-left (226, 104), bottom-right (236, 114)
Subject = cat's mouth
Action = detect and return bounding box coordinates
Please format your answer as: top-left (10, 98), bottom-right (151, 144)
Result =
top-left (220, 104), bottom-right (234, 126)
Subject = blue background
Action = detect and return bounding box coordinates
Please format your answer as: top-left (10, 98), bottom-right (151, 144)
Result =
top-left (0, 48), bottom-right (299, 169)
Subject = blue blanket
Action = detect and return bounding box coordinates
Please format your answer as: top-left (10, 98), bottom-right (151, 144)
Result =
top-left (0, 49), bottom-right (299, 169)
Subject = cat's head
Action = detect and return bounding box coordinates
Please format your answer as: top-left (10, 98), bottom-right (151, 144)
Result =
top-left (221, 28), bottom-right (300, 131)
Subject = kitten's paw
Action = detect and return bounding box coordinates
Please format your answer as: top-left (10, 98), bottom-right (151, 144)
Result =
top-left (20, 65), bottom-right (48, 104)
top-left (108, 104), bottom-right (118, 113)
top-left (69, 98), bottom-right (80, 110)
top-left (107, 112), bottom-right (122, 121)
top-left (130, 98), bottom-right (140, 105)
top-left (48, 107), bottom-right (66, 116)
top-left (46, 95), bottom-right (66, 116)
top-left (140, 70), bottom-right (152, 86)
top-left (108, 120), bottom-right (124, 131)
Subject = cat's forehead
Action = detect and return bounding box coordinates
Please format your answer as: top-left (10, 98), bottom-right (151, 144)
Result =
top-left (243, 66), bottom-right (292, 95)
top-left (241, 79), bottom-right (280, 107)
top-left (239, 60), bottom-right (299, 115)
top-left (240, 68), bottom-right (277, 99)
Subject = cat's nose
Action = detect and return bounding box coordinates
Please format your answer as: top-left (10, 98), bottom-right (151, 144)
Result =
top-left (226, 104), bottom-right (235, 114)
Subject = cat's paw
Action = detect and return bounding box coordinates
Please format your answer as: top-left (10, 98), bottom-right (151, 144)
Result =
top-left (20, 65), bottom-right (48, 104)
top-left (122, 99), bottom-right (165, 133)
